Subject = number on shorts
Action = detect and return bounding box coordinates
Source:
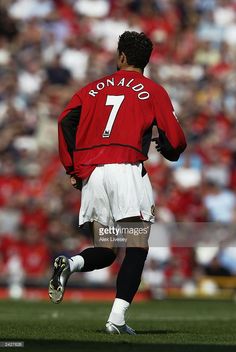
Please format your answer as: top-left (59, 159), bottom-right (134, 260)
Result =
top-left (102, 95), bottom-right (125, 138)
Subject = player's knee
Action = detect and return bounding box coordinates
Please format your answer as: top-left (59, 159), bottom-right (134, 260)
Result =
top-left (125, 247), bottom-right (148, 263)
top-left (94, 242), bottom-right (118, 254)
top-left (80, 247), bottom-right (117, 271)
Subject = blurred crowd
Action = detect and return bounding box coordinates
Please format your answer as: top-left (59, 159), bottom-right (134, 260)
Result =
top-left (0, 0), bottom-right (236, 296)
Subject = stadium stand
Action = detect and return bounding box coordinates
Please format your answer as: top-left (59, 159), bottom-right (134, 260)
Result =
top-left (0, 0), bottom-right (236, 299)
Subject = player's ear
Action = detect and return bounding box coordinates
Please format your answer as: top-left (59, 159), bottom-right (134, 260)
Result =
top-left (120, 52), bottom-right (127, 65)
top-left (117, 51), bottom-right (127, 70)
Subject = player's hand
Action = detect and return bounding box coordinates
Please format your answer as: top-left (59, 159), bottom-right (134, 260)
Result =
top-left (70, 175), bottom-right (82, 190)
top-left (151, 137), bottom-right (162, 152)
top-left (152, 136), bottom-right (181, 161)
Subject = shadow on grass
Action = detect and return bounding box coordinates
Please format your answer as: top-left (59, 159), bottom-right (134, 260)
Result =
top-left (95, 329), bottom-right (179, 335)
top-left (9, 339), bottom-right (236, 352)
top-left (135, 329), bottom-right (180, 335)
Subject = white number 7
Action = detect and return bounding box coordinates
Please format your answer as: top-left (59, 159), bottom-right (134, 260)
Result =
top-left (102, 95), bottom-right (125, 138)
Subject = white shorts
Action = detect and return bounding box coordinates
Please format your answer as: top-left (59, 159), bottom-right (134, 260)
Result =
top-left (79, 163), bottom-right (155, 227)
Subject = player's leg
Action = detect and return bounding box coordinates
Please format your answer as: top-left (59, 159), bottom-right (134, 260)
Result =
top-left (48, 221), bottom-right (117, 303)
top-left (106, 218), bottom-right (151, 334)
top-left (70, 221), bottom-right (118, 271)
top-left (104, 163), bottom-right (154, 334)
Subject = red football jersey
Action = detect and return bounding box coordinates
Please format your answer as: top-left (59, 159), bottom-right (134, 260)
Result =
top-left (58, 70), bottom-right (186, 179)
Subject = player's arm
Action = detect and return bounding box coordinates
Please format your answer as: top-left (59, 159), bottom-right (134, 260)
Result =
top-left (153, 86), bottom-right (187, 161)
top-left (58, 93), bottom-right (82, 189)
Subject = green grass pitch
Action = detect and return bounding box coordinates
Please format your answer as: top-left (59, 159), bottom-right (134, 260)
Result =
top-left (0, 299), bottom-right (236, 352)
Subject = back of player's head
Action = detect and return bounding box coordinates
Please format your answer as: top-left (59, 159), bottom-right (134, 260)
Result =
top-left (118, 31), bottom-right (153, 70)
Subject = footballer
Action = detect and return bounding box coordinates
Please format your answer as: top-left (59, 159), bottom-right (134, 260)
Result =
top-left (49, 31), bottom-right (186, 334)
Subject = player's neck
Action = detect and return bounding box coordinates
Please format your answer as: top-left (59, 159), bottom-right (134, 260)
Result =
top-left (120, 66), bottom-right (143, 74)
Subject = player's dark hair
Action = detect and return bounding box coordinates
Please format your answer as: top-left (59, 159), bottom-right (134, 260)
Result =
top-left (118, 31), bottom-right (153, 70)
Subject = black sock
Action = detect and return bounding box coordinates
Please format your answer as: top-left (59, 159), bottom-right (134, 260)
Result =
top-left (79, 247), bottom-right (116, 272)
top-left (116, 247), bottom-right (148, 303)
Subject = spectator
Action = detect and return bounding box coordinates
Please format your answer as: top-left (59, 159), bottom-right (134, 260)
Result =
top-left (203, 181), bottom-right (236, 223)
top-left (46, 55), bottom-right (72, 85)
